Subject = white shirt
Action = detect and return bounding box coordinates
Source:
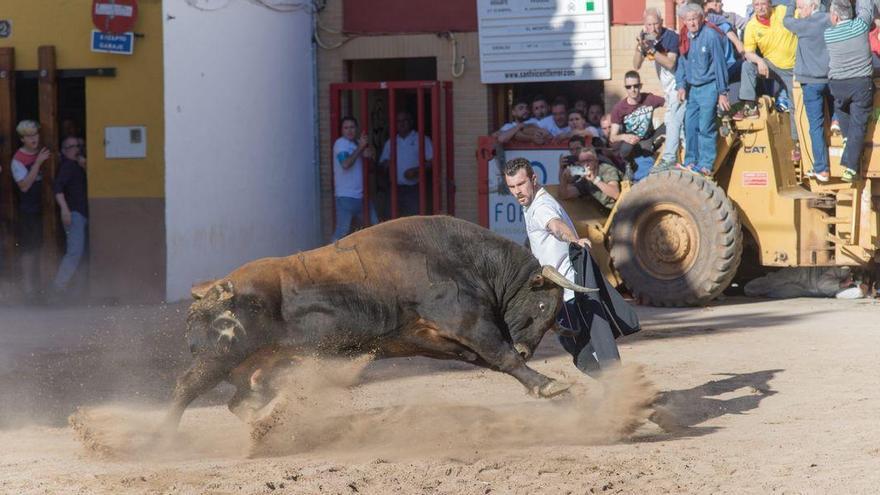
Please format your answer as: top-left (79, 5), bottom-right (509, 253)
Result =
top-left (523, 117), bottom-right (542, 126)
top-left (659, 66), bottom-right (677, 96)
top-left (586, 125), bottom-right (604, 140)
top-left (499, 122), bottom-right (519, 132)
top-left (538, 115), bottom-right (571, 137)
top-left (524, 188), bottom-right (577, 301)
top-left (11, 157), bottom-right (41, 183)
top-left (380, 131), bottom-right (433, 186)
top-left (333, 137), bottom-right (363, 199)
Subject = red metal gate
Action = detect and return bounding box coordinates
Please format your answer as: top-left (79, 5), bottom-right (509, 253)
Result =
top-left (329, 81), bottom-right (454, 225)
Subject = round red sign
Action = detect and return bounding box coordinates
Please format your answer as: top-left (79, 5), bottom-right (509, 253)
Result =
top-left (92, 0), bottom-right (138, 34)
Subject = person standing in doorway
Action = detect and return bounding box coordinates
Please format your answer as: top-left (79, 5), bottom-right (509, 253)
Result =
top-left (332, 116), bottom-right (378, 241)
top-left (379, 111), bottom-right (433, 217)
top-left (10, 120), bottom-right (49, 298)
top-left (52, 136), bottom-right (89, 296)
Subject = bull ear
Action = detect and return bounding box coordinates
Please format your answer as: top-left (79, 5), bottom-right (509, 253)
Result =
top-left (191, 280), bottom-right (217, 300)
top-left (529, 274), bottom-right (546, 288)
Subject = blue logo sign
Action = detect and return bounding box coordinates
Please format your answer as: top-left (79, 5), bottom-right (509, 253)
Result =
top-left (91, 30), bottom-right (134, 55)
top-left (531, 161), bottom-right (547, 183)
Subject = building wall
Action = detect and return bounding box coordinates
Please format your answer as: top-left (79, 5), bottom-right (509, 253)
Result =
top-left (316, 1), bottom-right (490, 234)
top-left (163, 1), bottom-right (318, 301)
top-left (0, 1), bottom-right (167, 302)
top-left (316, 0), bottom-right (673, 233)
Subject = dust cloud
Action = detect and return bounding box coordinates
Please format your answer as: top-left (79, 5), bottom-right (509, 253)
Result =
top-left (68, 356), bottom-right (657, 461)
top-left (70, 359), bottom-right (656, 459)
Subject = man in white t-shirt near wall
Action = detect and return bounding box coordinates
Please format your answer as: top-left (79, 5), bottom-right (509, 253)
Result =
top-left (538, 97), bottom-right (572, 138)
top-left (379, 111), bottom-right (433, 217)
top-left (504, 157), bottom-right (621, 374)
top-left (332, 116), bottom-right (378, 241)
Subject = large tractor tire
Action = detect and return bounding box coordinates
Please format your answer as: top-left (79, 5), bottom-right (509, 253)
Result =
top-left (610, 170), bottom-right (743, 307)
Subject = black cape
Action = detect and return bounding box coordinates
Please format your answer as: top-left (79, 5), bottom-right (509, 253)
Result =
top-left (559, 244), bottom-right (641, 363)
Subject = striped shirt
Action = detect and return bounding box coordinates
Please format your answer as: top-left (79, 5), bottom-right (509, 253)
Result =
top-left (824, 0), bottom-right (873, 80)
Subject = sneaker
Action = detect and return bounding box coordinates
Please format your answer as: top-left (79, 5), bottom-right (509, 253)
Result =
top-left (676, 162), bottom-right (697, 173)
top-left (841, 168), bottom-right (859, 183)
top-left (732, 104), bottom-right (759, 121)
top-left (652, 159), bottom-right (676, 174)
top-left (775, 94), bottom-right (792, 112)
top-left (830, 120), bottom-right (841, 135)
top-left (807, 170), bottom-right (830, 182)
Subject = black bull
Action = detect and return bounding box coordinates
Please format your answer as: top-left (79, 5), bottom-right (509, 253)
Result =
top-left (163, 216), bottom-right (595, 430)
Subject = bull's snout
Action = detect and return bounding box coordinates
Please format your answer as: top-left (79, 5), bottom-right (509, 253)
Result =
top-left (211, 310), bottom-right (246, 347)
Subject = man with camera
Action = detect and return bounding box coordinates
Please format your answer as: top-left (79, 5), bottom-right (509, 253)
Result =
top-left (557, 147), bottom-right (622, 213)
top-left (634, 8), bottom-right (682, 169)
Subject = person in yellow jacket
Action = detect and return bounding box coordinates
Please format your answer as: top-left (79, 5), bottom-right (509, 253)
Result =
top-left (734, 0), bottom-right (800, 160)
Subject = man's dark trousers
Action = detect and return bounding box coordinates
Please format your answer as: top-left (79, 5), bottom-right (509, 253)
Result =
top-left (830, 76), bottom-right (874, 173)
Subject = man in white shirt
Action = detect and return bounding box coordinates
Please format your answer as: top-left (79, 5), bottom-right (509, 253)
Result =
top-left (504, 157), bottom-right (621, 374)
top-left (379, 111), bottom-right (433, 217)
top-left (539, 98), bottom-right (572, 138)
top-left (494, 98), bottom-right (552, 145)
top-left (332, 116), bottom-right (377, 241)
top-left (530, 95), bottom-right (550, 121)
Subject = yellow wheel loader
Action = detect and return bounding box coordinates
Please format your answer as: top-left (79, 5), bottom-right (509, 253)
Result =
top-left (554, 91), bottom-right (879, 306)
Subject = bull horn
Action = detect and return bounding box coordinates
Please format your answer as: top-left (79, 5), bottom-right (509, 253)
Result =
top-left (191, 280), bottom-right (217, 300)
top-left (540, 265), bottom-right (599, 293)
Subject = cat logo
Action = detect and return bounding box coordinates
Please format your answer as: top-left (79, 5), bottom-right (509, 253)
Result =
top-left (743, 146), bottom-right (767, 154)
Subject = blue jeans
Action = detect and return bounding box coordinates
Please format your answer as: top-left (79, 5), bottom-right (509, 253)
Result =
top-left (53, 211), bottom-right (87, 290)
top-left (332, 196), bottom-right (378, 241)
top-left (801, 82), bottom-right (830, 174)
top-left (684, 83), bottom-right (719, 172)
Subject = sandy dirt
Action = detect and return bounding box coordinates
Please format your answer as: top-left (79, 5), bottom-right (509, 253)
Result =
top-left (2, 296), bottom-right (880, 494)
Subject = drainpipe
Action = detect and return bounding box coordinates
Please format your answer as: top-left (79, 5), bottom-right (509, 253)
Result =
top-left (310, 9), bottom-right (322, 248)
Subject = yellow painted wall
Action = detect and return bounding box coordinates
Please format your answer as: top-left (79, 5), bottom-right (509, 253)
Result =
top-left (0, 0), bottom-right (164, 199)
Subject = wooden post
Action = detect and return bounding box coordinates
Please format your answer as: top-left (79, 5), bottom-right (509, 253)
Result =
top-left (38, 45), bottom-right (60, 286)
top-left (0, 47), bottom-right (16, 280)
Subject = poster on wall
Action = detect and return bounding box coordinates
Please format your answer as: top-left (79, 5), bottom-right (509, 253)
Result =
top-left (488, 147), bottom-right (567, 244)
top-left (477, 0), bottom-right (611, 84)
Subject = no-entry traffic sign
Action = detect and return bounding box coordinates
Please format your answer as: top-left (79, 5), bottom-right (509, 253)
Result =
top-left (92, 0), bottom-right (138, 34)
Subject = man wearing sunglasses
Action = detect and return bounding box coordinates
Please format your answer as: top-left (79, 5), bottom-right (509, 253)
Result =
top-left (608, 70), bottom-right (666, 173)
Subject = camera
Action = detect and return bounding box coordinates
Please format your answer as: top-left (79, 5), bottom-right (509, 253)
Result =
top-left (564, 154), bottom-right (579, 166)
top-left (568, 164), bottom-right (587, 178)
top-left (640, 32), bottom-right (658, 57)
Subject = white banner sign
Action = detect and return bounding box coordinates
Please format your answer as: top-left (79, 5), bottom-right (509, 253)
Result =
top-left (477, 0), bottom-right (611, 83)
top-left (95, 3), bottom-right (134, 16)
top-left (488, 147), bottom-right (568, 244)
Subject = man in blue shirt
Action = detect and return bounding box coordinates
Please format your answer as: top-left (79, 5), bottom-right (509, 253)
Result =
top-left (676, 3), bottom-right (731, 175)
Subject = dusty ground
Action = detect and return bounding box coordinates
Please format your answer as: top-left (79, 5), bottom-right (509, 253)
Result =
top-left (1, 296), bottom-right (879, 494)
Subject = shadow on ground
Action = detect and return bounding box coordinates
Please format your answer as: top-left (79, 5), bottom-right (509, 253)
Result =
top-left (637, 369), bottom-right (783, 441)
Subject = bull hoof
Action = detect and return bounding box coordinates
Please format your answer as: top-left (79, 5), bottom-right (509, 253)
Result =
top-left (538, 380), bottom-right (571, 398)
